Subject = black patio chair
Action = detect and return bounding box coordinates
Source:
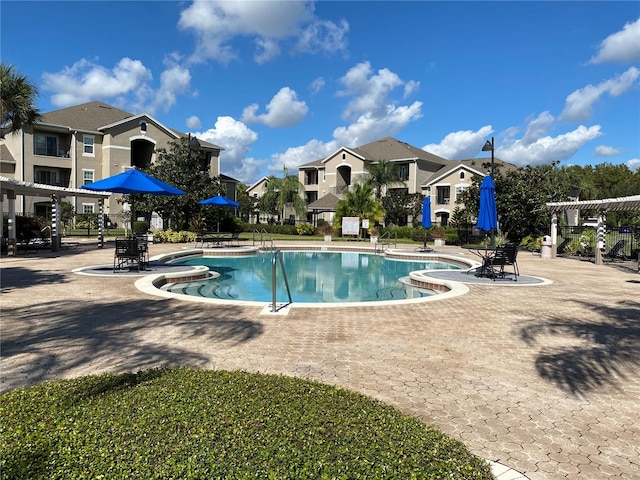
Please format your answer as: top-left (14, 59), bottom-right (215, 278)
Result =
top-left (114, 238), bottom-right (143, 272)
top-left (488, 243), bottom-right (519, 281)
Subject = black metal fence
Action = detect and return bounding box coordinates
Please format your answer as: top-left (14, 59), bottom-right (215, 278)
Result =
top-left (557, 225), bottom-right (637, 259)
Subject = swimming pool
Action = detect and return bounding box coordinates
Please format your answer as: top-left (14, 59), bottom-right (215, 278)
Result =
top-left (165, 250), bottom-right (463, 303)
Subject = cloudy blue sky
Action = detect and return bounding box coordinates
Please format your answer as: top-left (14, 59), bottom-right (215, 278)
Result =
top-left (3, 1), bottom-right (639, 184)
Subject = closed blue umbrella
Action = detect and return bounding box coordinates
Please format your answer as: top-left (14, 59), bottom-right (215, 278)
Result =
top-left (420, 196), bottom-right (432, 251)
top-left (477, 175), bottom-right (497, 232)
top-left (421, 196), bottom-right (432, 228)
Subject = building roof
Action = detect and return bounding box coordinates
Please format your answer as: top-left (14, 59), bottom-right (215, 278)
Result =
top-left (308, 193), bottom-right (341, 211)
top-left (352, 137), bottom-right (449, 165)
top-left (0, 144), bottom-right (16, 164)
top-left (38, 101), bottom-right (134, 132)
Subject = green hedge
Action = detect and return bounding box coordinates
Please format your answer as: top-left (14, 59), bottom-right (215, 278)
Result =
top-left (1, 369), bottom-right (493, 480)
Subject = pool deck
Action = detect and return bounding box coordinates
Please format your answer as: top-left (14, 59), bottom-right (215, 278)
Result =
top-left (1, 239), bottom-right (639, 479)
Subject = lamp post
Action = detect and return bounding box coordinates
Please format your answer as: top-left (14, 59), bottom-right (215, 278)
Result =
top-left (482, 136), bottom-right (495, 176)
top-left (481, 137), bottom-right (495, 247)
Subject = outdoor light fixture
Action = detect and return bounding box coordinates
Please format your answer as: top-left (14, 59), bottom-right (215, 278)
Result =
top-left (482, 137), bottom-right (495, 176)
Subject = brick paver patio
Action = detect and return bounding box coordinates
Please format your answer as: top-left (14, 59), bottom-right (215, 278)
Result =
top-left (1, 240), bottom-right (638, 479)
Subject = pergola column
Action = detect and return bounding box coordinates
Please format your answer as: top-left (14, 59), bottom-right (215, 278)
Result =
top-left (6, 190), bottom-right (17, 256)
top-left (550, 213), bottom-right (558, 258)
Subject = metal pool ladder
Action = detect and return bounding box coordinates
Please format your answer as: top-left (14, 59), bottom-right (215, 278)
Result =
top-left (271, 249), bottom-right (292, 312)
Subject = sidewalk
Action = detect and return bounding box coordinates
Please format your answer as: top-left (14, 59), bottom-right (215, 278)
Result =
top-left (1, 241), bottom-right (638, 479)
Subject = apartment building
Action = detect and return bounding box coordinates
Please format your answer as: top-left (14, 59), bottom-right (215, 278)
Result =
top-left (0, 101), bottom-right (228, 219)
top-left (298, 136), bottom-right (507, 226)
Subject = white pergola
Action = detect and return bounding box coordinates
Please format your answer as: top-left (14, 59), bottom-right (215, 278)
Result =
top-left (545, 195), bottom-right (640, 264)
top-left (1, 175), bottom-right (111, 256)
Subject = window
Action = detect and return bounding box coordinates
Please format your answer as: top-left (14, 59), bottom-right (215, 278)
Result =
top-left (34, 134), bottom-right (58, 156)
top-left (83, 169), bottom-right (95, 185)
top-left (82, 203), bottom-right (95, 214)
top-left (83, 136), bottom-right (95, 156)
top-left (455, 185), bottom-right (468, 197)
top-left (460, 171), bottom-right (465, 180)
top-left (398, 165), bottom-right (409, 181)
top-left (436, 186), bottom-right (450, 205)
top-left (35, 168), bottom-right (59, 186)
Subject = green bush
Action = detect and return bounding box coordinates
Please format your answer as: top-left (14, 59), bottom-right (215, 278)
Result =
top-left (133, 221), bottom-right (148, 235)
top-left (520, 235), bottom-right (541, 252)
top-left (153, 229), bottom-right (196, 243)
top-left (295, 223), bottom-right (316, 236)
top-left (0, 369), bottom-right (493, 480)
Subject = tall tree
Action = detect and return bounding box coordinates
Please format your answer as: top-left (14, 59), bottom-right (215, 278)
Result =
top-left (138, 137), bottom-right (224, 230)
top-left (382, 190), bottom-right (423, 226)
top-left (259, 168), bottom-right (307, 222)
top-left (365, 160), bottom-right (401, 199)
top-left (0, 63), bottom-right (41, 137)
top-left (334, 182), bottom-right (384, 231)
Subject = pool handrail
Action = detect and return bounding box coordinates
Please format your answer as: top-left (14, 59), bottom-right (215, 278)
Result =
top-left (252, 229), bottom-right (275, 251)
top-left (271, 249), bottom-right (292, 312)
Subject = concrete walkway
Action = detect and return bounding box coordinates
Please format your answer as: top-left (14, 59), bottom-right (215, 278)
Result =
top-left (1, 240), bottom-right (638, 479)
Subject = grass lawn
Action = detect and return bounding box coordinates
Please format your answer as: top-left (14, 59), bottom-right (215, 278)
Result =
top-left (1, 368), bottom-right (493, 479)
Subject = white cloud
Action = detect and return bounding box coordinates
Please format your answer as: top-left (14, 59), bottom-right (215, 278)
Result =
top-left (150, 65), bottom-right (191, 113)
top-left (500, 124), bottom-right (603, 167)
top-left (41, 57), bottom-right (192, 115)
top-left (589, 17), bottom-right (640, 64)
top-left (403, 80), bottom-right (420, 98)
top-left (594, 145), bottom-right (622, 157)
top-left (338, 62), bottom-right (405, 120)
top-left (626, 158), bottom-right (640, 171)
top-left (269, 139), bottom-right (337, 174)
top-left (265, 62), bottom-right (423, 175)
top-left (560, 67), bottom-right (640, 121)
top-left (186, 115), bottom-right (202, 129)
top-left (423, 126), bottom-right (494, 159)
top-left (309, 76), bottom-right (325, 94)
top-left (191, 116), bottom-right (262, 183)
top-left (42, 58), bottom-right (152, 107)
top-left (296, 18), bottom-right (349, 56)
top-left (241, 87), bottom-right (308, 127)
top-left (178, 0), bottom-right (347, 64)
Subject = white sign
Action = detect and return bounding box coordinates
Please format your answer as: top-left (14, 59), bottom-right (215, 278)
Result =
top-left (342, 217), bottom-right (360, 236)
top-left (362, 219), bottom-right (370, 229)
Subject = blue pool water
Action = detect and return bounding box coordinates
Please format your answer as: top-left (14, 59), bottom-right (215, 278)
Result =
top-left (167, 251), bottom-right (462, 303)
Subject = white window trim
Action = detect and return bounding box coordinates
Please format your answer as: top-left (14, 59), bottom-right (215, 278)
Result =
top-left (82, 169), bottom-right (95, 185)
top-left (82, 135), bottom-right (95, 157)
top-left (82, 203), bottom-right (95, 214)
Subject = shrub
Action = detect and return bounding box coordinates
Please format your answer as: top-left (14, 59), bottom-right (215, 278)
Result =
top-left (0, 369), bottom-right (493, 479)
top-left (520, 235), bottom-right (541, 252)
top-left (295, 223), bottom-right (316, 236)
top-left (153, 229), bottom-right (196, 243)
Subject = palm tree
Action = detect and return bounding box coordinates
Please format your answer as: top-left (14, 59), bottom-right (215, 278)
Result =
top-left (259, 168), bottom-right (307, 223)
top-left (334, 182), bottom-right (384, 230)
top-left (365, 160), bottom-right (401, 199)
top-left (1, 64), bottom-right (41, 137)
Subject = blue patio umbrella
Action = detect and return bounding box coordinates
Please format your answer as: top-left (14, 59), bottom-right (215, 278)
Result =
top-left (477, 175), bottom-right (498, 249)
top-left (82, 168), bottom-right (186, 230)
top-left (82, 168), bottom-right (186, 196)
top-left (198, 195), bottom-right (240, 207)
top-left (198, 195), bottom-right (240, 232)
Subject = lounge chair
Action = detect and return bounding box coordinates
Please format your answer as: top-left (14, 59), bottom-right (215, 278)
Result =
top-left (488, 243), bottom-right (519, 281)
top-left (604, 239), bottom-right (628, 261)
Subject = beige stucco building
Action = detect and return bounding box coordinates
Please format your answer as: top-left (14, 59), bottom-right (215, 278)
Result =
top-left (0, 101), bottom-right (228, 220)
top-left (297, 137), bottom-right (509, 226)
